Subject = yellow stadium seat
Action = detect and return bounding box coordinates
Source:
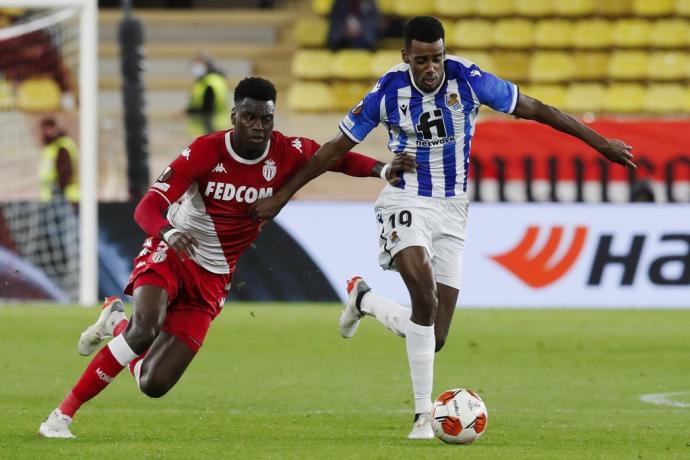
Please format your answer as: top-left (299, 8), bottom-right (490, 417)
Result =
top-left (572, 52), bottom-right (610, 80)
top-left (394, 0), bottom-right (434, 16)
top-left (331, 82), bottom-right (371, 111)
top-left (434, 0), bottom-right (475, 17)
top-left (604, 84), bottom-right (645, 113)
top-left (514, 0), bottom-right (555, 16)
top-left (451, 50), bottom-right (495, 72)
top-left (677, 0), bottom-right (690, 16)
top-left (650, 20), bottom-right (690, 48)
top-left (0, 79), bottom-right (13, 110)
top-left (378, 0), bottom-right (395, 14)
top-left (648, 52), bottom-right (688, 80)
top-left (521, 84), bottom-right (566, 107)
top-left (572, 20), bottom-right (613, 49)
top-left (292, 50), bottom-right (334, 80)
top-left (475, 0), bottom-right (514, 17)
top-left (612, 19), bottom-right (651, 48)
top-left (287, 81), bottom-right (333, 112)
top-left (493, 19), bottom-right (534, 49)
top-left (554, 0), bottom-right (595, 16)
top-left (293, 17), bottom-right (328, 48)
top-left (16, 78), bottom-right (61, 112)
top-left (370, 50), bottom-right (403, 77)
top-left (492, 52), bottom-right (531, 82)
top-left (644, 84), bottom-right (687, 113)
top-left (533, 20), bottom-right (574, 48)
top-left (594, 0), bottom-right (634, 16)
top-left (333, 50), bottom-right (374, 80)
top-left (530, 52), bottom-right (575, 83)
top-left (311, 0), bottom-right (333, 15)
top-left (608, 51), bottom-right (649, 80)
top-left (564, 84), bottom-right (606, 113)
top-left (633, 0), bottom-right (674, 16)
top-left (450, 20), bottom-right (493, 49)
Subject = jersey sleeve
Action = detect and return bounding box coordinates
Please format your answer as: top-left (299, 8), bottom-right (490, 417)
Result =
top-left (296, 136), bottom-right (377, 177)
top-left (466, 64), bottom-right (518, 114)
top-left (338, 81), bottom-right (384, 144)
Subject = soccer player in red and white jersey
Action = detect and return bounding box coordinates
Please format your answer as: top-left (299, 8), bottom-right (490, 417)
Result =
top-left (38, 77), bottom-right (413, 438)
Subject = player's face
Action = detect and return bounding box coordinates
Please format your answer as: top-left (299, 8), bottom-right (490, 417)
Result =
top-left (403, 39), bottom-right (445, 93)
top-left (231, 97), bottom-right (275, 157)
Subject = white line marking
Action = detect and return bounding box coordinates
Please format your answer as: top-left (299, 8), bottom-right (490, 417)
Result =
top-left (640, 391), bottom-right (690, 408)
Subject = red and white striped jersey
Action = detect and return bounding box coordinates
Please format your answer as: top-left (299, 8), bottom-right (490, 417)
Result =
top-left (145, 129), bottom-right (375, 274)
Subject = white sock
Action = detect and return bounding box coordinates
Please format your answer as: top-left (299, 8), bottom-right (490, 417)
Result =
top-left (360, 291), bottom-right (410, 337)
top-left (107, 334), bottom-right (137, 366)
top-left (405, 321), bottom-right (435, 414)
top-left (132, 359), bottom-right (143, 388)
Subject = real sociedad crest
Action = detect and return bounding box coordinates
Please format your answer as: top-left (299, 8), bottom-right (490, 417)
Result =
top-left (263, 158), bottom-right (277, 181)
top-left (446, 92), bottom-right (461, 111)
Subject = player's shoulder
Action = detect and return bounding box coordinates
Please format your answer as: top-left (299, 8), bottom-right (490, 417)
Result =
top-left (180, 130), bottom-right (227, 165)
top-left (270, 130), bottom-right (314, 158)
top-left (445, 55), bottom-right (481, 78)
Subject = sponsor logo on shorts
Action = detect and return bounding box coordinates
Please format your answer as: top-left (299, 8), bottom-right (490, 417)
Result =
top-left (389, 230), bottom-right (400, 247)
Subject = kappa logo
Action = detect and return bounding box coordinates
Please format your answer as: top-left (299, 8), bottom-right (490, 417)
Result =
top-left (181, 147), bottom-right (191, 160)
top-left (212, 163), bottom-right (227, 173)
top-left (491, 226), bottom-right (588, 288)
top-left (469, 69), bottom-right (482, 77)
top-left (291, 138), bottom-right (303, 153)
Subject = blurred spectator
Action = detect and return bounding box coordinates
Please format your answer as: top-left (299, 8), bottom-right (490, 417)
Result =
top-left (39, 117), bottom-right (79, 203)
top-left (327, 0), bottom-right (380, 51)
top-left (185, 53), bottom-right (230, 135)
top-left (630, 180), bottom-right (655, 202)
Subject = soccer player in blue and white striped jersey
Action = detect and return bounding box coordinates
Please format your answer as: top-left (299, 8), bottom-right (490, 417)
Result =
top-left (253, 16), bottom-right (636, 439)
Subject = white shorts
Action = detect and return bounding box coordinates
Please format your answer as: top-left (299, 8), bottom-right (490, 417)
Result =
top-left (374, 185), bottom-right (468, 289)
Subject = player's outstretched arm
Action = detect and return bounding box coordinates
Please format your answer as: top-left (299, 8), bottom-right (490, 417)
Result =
top-left (251, 132), bottom-right (356, 220)
top-left (512, 93), bottom-right (636, 169)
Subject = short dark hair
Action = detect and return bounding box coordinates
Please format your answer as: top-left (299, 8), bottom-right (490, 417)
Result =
top-left (403, 16), bottom-right (445, 49)
top-left (234, 77), bottom-right (277, 104)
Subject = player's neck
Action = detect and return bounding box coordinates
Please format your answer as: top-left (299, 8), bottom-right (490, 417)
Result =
top-left (230, 133), bottom-right (267, 161)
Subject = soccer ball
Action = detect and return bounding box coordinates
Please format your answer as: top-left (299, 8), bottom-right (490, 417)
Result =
top-left (431, 388), bottom-right (488, 444)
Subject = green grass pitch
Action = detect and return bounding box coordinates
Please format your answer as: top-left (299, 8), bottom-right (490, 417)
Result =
top-left (1, 304), bottom-right (689, 459)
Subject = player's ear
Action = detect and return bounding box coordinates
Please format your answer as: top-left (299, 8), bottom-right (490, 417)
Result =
top-left (230, 108), bottom-right (236, 127)
top-left (401, 48), bottom-right (409, 64)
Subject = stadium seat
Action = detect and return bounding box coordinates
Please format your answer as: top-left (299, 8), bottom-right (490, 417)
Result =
top-left (564, 84), bottom-right (606, 113)
top-left (292, 50), bottom-right (334, 80)
top-left (643, 84), bottom-right (687, 113)
top-left (603, 84), bottom-right (645, 113)
top-left (476, 0), bottom-right (515, 17)
top-left (451, 50), bottom-right (495, 72)
top-left (370, 50), bottom-right (403, 77)
top-left (677, 0), bottom-right (690, 16)
top-left (0, 79), bottom-right (13, 110)
top-left (394, 0), bottom-right (434, 16)
top-left (491, 52), bottom-right (531, 82)
top-left (647, 52), bottom-right (688, 80)
top-left (572, 20), bottom-right (613, 49)
top-left (377, 0), bottom-right (395, 14)
top-left (533, 20), bottom-right (574, 49)
top-left (612, 19), bottom-right (651, 48)
top-left (16, 78), bottom-right (61, 112)
top-left (450, 20), bottom-right (493, 49)
top-left (530, 52), bottom-right (575, 83)
top-left (493, 19), bottom-right (534, 49)
top-left (608, 51), bottom-right (649, 80)
top-left (434, 0), bottom-right (475, 17)
top-left (287, 81), bottom-right (333, 112)
top-left (514, 0), bottom-right (555, 17)
top-left (572, 52), bottom-right (609, 80)
top-left (554, 0), bottom-right (595, 16)
top-left (332, 50), bottom-right (374, 80)
top-left (311, 0), bottom-right (333, 15)
top-left (633, 0), bottom-right (675, 16)
top-left (331, 81), bottom-right (371, 111)
top-left (649, 20), bottom-right (690, 48)
top-left (293, 17), bottom-right (328, 48)
top-left (594, 0), bottom-right (634, 16)
top-left (521, 84), bottom-right (566, 107)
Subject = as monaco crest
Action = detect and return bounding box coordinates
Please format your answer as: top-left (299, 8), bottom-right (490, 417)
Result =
top-left (263, 158), bottom-right (277, 181)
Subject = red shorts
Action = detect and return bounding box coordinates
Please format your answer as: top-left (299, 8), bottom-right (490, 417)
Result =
top-left (125, 237), bottom-right (232, 353)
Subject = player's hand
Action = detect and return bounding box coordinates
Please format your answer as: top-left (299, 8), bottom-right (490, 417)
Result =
top-left (597, 138), bottom-right (636, 169)
top-left (251, 193), bottom-right (288, 222)
top-left (387, 154), bottom-right (416, 186)
top-left (166, 231), bottom-right (198, 261)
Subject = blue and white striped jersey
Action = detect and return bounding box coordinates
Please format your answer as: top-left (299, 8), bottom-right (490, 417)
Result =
top-left (339, 55), bottom-right (518, 198)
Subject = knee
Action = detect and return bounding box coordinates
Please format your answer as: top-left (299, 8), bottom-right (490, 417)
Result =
top-left (123, 322), bottom-right (160, 354)
top-left (139, 374), bottom-right (171, 399)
